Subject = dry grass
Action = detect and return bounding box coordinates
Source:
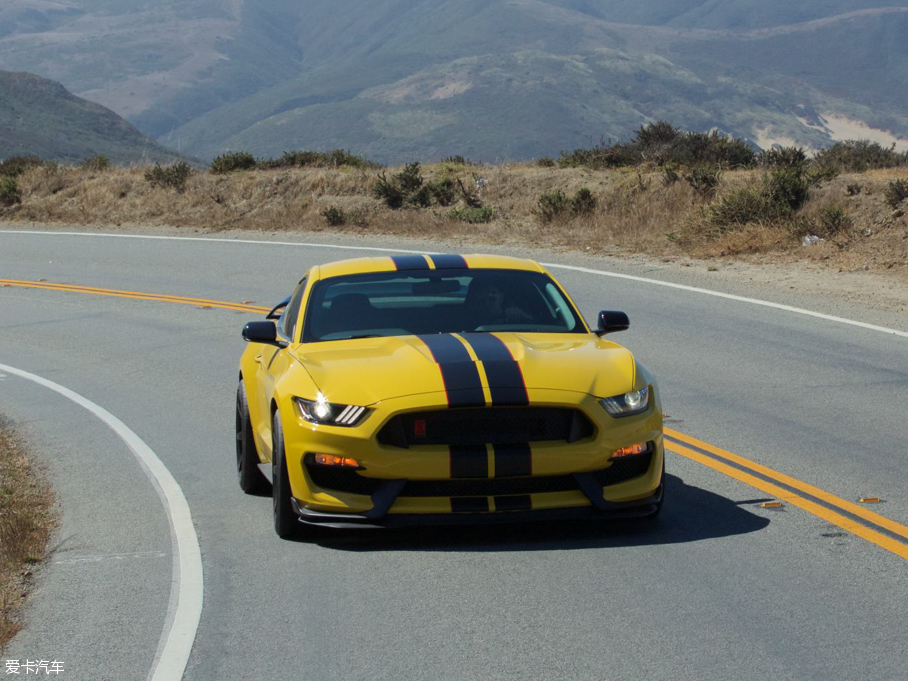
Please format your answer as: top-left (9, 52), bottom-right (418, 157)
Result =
top-left (0, 423), bottom-right (54, 650)
top-left (2, 162), bottom-right (908, 276)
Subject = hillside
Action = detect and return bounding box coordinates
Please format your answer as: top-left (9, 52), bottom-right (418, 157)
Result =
top-left (0, 70), bottom-right (182, 164)
top-left (1, 1), bottom-right (907, 162)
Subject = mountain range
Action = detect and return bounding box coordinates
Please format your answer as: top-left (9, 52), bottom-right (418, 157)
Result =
top-left (1, 0), bottom-right (907, 163)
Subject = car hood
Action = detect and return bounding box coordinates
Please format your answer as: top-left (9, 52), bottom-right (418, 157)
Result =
top-left (295, 333), bottom-right (636, 406)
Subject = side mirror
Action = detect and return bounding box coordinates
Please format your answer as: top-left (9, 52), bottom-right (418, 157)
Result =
top-left (242, 321), bottom-right (286, 347)
top-left (596, 310), bottom-right (630, 336)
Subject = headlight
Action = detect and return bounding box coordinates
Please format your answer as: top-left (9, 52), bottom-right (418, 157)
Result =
top-left (293, 394), bottom-right (370, 427)
top-left (600, 386), bottom-right (650, 418)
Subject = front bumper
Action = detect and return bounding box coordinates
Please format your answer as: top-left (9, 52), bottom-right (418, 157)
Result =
top-left (280, 387), bottom-right (664, 524)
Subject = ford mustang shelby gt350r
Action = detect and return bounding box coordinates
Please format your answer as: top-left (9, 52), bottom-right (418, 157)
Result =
top-left (237, 254), bottom-right (664, 538)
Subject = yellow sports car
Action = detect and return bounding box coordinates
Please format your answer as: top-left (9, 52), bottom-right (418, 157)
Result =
top-left (236, 254), bottom-right (664, 538)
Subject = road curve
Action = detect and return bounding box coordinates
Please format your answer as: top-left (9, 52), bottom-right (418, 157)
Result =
top-left (1, 229), bottom-right (906, 681)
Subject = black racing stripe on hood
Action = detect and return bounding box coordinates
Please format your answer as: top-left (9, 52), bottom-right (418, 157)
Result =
top-left (460, 333), bottom-right (529, 406)
top-left (417, 334), bottom-right (485, 408)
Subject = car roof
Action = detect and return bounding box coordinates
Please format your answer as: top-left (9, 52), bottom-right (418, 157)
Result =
top-left (316, 254), bottom-right (545, 280)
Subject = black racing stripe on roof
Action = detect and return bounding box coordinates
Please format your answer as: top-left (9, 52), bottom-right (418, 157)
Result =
top-left (390, 254), bottom-right (430, 270)
top-left (461, 333), bottom-right (529, 407)
top-left (431, 254), bottom-right (468, 269)
top-left (417, 334), bottom-right (486, 408)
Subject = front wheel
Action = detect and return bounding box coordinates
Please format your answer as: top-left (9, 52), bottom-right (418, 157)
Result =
top-left (272, 411), bottom-right (302, 539)
top-left (236, 382), bottom-right (269, 495)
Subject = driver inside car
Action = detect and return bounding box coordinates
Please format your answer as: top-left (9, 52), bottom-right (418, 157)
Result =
top-left (466, 279), bottom-right (534, 327)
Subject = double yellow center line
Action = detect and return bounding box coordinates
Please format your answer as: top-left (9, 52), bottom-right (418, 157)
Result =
top-left (5, 277), bottom-right (908, 561)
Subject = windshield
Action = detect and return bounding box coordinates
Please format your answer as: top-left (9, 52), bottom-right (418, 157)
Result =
top-left (302, 269), bottom-right (585, 342)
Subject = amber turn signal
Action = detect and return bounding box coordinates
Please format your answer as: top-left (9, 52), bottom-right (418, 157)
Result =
top-left (613, 443), bottom-right (649, 458)
top-left (314, 453), bottom-right (360, 468)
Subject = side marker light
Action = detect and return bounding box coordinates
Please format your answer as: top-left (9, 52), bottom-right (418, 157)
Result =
top-left (613, 443), bottom-right (649, 458)
top-left (314, 454), bottom-right (360, 468)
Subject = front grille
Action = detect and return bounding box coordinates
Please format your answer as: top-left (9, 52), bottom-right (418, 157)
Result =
top-left (377, 407), bottom-right (594, 448)
top-left (304, 450), bottom-right (653, 498)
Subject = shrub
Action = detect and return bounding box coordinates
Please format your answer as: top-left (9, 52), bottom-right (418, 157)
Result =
top-left (817, 205), bottom-right (853, 237)
top-left (764, 167), bottom-right (809, 213)
top-left (210, 152), bottom-right (256, 174)
top-left (442, 155), bottom-right (476, 166)
top-left (144, 161), bottom-right (192, 192)
top-left (429, 178), bottom-right (458, 206)
top-left (406, 185), bottom-right (433, 208)
top-left (813, 140), bottom-right (908, 172)
top-left (0, 155), bottom-right (44, 177)
top-left (557, 123), bottom-right (757, 170)
top-left (758, 147), bottom-right (807, 169)
top-left (396, 162), bottom-right (424, 193)
top-left (805, 162), bottom-right (840, 187)
top-left (885, 179), bottom-right (908, 209)
top-left (79, 155), bottom-right (111, 172)
top-left (261, 149), bottom-right (377, 169)
top-left (684, 165), bottom-right (722, 198)
top-left (706, 187), bottom-right (771, 229)
top-left (536, 157), bottom-right (556, 168)
top-left (570, 188), bottom-right (597, 215)
top-left (372, 172), bottom-right (405, 209)
top-left (450, 206), bottom-right (495, 224)
top-left (534, 189), bottom-right (569, 222)
top-left (846, 183), bottom-right (863, 196)
top-left (0, 176), bottom-right (21, 206)
top-left (321, 207), bottom-right (347, 226)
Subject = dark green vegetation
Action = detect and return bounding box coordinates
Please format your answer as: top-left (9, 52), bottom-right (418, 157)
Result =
top-left (144, 161), bottom-right (192, 193)
top-left (1, 2), bottom-right (907, 163)
top-left (0, 70), bottom-right (181, 164)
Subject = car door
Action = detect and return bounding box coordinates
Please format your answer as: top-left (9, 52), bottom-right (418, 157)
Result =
top-left (253, 278), bottom-right (307, 459)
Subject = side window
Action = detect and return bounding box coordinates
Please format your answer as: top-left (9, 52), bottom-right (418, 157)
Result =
top-left (282, 279), bottom-right (307, 339)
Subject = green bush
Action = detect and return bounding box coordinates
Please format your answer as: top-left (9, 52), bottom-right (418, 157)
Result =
top-left (758, 147), bottom-right (807, 169)
top-left (817, 205), bottom-right (853, 237)
top-left (144, 161), bottom-right (192, 192)
top-left (372, 172), bottom-right (405, 209)
top-left (0, 176), bottom-right (21, 206)
top-left (429, 178), bottom-right (458, 206)
top-left (684, 165), bottom-right (722, 198)
top-left (396, 163), bottom-right (424, 193)
top-left (570, 188), bottom-right (597, 215)
top-left (846, 183), bottom-right (863, 196)
top-left (450, 206), bottom-right (495, 224)
top-left (261, 149), bottom-right (377, 169)
top-left (706, 187), bottom-right (771, 229)
top-left (406, 185), bottom-right (433, 208)
top-left (764, 167), bottom-right (810, 213)
top-left (80, 155), bottom-right (111, 172)
top-left (536, 157), bottom-right (556, 168)
top-left (534, 189), bottom-right (569, 222)
top-left (885, 179), bottom-right (908, 208)
top-left (557, 123), bottom-right (757, 170)
top-left (210, 152), bottom-right (256, 174)
top-left (813, 140), bottom-right (908, 172)
top-left (0, 155), bottom-right (44, 177)
top-left (321, 207), bottom-right (347, 226)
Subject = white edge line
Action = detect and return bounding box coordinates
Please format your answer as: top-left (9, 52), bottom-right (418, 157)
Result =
top-left (0, 362), bottom-right (203, 681)
top-left (2, 229), bottom-right (906, 340)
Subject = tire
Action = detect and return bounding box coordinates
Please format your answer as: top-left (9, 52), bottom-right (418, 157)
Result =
top-left (272, 410), bottom-right (301, 539)
top-left (236, 382), bottom-right (269, 495)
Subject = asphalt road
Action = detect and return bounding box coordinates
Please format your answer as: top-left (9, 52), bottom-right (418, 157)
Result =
top-left (1, 229), bottom-right (906, 681)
